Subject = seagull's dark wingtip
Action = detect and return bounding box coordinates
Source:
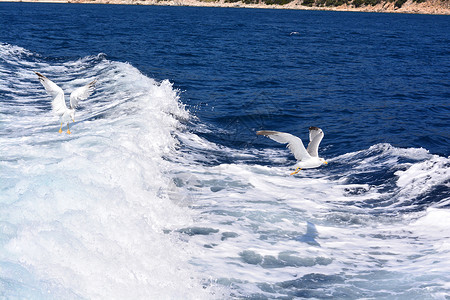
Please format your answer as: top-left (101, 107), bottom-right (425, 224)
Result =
top-left (256, 130), bottom-right (277, 136)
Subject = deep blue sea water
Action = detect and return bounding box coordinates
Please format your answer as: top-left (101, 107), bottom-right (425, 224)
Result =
top-left (0, 3), bottom-right (449, 299)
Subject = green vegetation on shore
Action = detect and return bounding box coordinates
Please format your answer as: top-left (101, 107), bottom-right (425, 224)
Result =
top-left (222, 0), bottom-right (432, 8)
top-left (224, 0), bottom-right (292, 4)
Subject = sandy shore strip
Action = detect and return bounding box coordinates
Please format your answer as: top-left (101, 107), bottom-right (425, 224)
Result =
top-left (1, 0), bottom-right (449, 15)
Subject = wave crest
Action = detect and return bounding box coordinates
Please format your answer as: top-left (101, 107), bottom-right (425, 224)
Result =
top-left (0, 45), bottom-right (219, 299)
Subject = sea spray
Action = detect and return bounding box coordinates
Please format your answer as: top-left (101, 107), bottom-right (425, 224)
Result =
top-left (0, 47), bottom-right (221, 299)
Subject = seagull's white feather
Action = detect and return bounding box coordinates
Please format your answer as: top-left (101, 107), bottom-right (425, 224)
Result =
top-left (35, 72), bottom-right (67, 117)
top-left (35, 72), bottom-right (97, 134)
top-left (52, 92), bottom-right (68, 117)
top-left (257, 127), bottom-right (327, 170)
top-left (256, 130), bottom-right (311, 161)
top-left (306, 126), bottom-right (324, 157)
top-left (70, 79), bottom-right (97, 109)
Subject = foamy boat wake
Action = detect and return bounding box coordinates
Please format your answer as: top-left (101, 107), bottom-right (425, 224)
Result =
top-left (172, 135), bottom-right (450, 298)
top-left (0, 43), bottom-right (223, 299)
top-left (1, 43), bottom-right (449, 299)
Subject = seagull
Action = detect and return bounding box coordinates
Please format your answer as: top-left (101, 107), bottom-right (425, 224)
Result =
top-left (257, 127), bottom-right (328, 175)
top-left (35, 72), bottom-right (96, 134)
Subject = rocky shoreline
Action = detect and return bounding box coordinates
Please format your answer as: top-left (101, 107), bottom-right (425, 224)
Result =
top-left (4, 0), bottom-right (450, 14)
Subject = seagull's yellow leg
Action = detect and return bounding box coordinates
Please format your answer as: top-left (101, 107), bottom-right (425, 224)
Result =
top-left (58, 123), bottom-right (63, 133)
top-left (66, 123), bottom-right (71, 134)
top-left (290, 167), bottom-right (302, 176)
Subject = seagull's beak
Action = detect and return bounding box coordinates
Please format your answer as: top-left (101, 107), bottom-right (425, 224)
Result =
top-left (72, 118), bottom-right (75, 122)
top-left (324, 161), bottom-right (328, 165)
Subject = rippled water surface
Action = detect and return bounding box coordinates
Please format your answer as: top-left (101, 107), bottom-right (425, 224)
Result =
top-left (0, 3), bottom-right (449, 299)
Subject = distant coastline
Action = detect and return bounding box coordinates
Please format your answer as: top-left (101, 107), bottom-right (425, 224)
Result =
top-left (2, 0), bottom-right (450, 14)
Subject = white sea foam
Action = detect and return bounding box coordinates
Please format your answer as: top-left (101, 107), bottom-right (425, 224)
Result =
top-left (170, 139), bottom-right (450, 298)
top-left (1, 44), bottom-right (449, 299)
top-left (0, 48), bottom-right (222, 299)
top-left (395, 155), bottom-right (450, 203)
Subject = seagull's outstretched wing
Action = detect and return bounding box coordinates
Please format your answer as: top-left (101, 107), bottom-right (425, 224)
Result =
top-left (70, 79), bottom-right (97, 109)
top-left (35, 72), bottom-right (66, 117)
top-left (257, 130), bottom-right (311, 161)
top-left (306, 126), bottom-right (324, 157)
